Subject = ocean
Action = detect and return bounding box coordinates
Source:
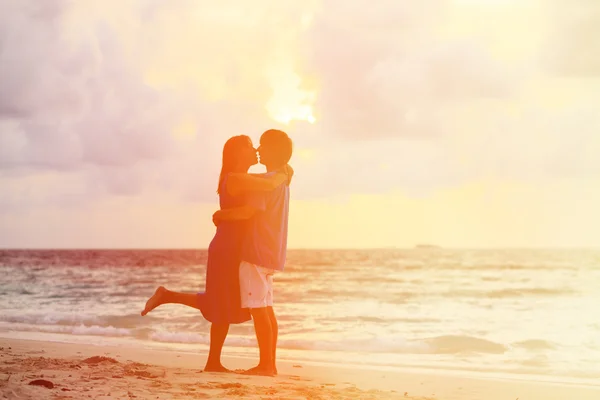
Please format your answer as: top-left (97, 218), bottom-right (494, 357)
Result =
top-left (1, 248), bottom-right (599, 383)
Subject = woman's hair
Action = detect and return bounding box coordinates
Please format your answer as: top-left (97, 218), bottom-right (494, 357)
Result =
top-left (217, 135), bottom-right (251, 194)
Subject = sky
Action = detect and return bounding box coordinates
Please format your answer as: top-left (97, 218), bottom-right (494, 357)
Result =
top-left (1, 0), bottom-right (600, 249)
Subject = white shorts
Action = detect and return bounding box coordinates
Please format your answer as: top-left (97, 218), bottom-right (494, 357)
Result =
top-left (239, 260), bottom-right (276, 309)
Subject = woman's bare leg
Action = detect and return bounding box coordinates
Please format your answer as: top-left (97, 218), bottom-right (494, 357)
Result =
top-left (141, 287), bottom-right (233, 372)
top-left (203, 323), bottom-right (231, 372)
top-left (141, 286), bottom-right (201, 316)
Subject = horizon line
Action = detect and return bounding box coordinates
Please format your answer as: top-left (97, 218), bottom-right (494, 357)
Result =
top-left (1, 246), bottom-right (599, 251)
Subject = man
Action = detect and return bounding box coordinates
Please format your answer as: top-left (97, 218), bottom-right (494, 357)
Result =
top-left (212, 129), bottom-right (293, 376)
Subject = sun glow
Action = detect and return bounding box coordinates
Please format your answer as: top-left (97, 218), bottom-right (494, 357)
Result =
top-left (264, 59), bottom-right (317, 125)
top-left (264, 8), bottom-right (318, 126)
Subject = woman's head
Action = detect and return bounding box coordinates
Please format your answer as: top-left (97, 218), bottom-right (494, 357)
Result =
top-left (217, 135), bottom-right (258, 193)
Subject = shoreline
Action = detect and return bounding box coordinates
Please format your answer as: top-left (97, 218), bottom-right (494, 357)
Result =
top-left (2, 330), bottom-right (600, 385)
top-left (2, 337), bottom-right (600, 399)
top-left (1, 329), bottom-right (599, 387)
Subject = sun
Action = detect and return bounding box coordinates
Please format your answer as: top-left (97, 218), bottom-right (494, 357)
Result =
top-left (263, 8), bottom-right (318, 126)
top-left (268, 103), bottom-right (317, 125)
top-left (265, 65), bottom-right (317, 125)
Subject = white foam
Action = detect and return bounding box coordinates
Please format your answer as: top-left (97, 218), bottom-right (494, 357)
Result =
top-left (1, 322), bottom-right (130, 337)
top-left (147, 330), bottom-right (429, 354)
top-left (1, 313), bottom-right (99, 326)
top-left (149, 331), bottom-right (206, 344)
top-left (70, 324), bottom-right (131, 336)
top-left (278, 337), bottom-right (431, 354)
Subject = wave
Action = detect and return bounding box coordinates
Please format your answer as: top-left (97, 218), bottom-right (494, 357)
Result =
top-left (512, 340), bottom-right (556, 351)
top-left (423, 335), bottom-right (507, 354)
top-left (280, 337), bottom-right (431, 354)
top-left (445, 287), bottom-right (574, 299)
top-left (132, 330), bottom-right (433, 354)
top-left (327, 316), bottom-right (440, 324)
top-left (485, 288), bottom-right (574, 298)
top-left (0, 313), bottom-right (100, 326)
top-left (1, 320), bottom-right (519, 357)
top-left (3, 249), bottom-right (597, 273)
top-left (1, 322), bottom-right (131, 337)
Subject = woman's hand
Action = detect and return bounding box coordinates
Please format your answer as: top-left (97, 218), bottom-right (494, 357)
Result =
top-left (280, 164), bottom-right (294, 185)
top-left (212, 210), bottom-right (222, 227)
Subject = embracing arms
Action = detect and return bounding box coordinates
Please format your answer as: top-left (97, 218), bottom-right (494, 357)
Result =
top-left (212, 205), bottom-right (258, 226)
top-left (213, 165), bottom-right (294, 226)
top-left (225, 164), bottom-right (294, 196)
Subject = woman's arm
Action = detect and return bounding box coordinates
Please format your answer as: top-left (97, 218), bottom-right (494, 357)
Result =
top-left (226, 165), bottom-right (294, 196)
top-left (212, 205), bottom-right (259, 226)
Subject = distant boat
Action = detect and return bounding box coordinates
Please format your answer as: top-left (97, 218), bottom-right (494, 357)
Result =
top-left (414, 244), bottom-right (441, 249)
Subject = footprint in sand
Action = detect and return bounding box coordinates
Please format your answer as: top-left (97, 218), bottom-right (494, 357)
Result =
top-left (82, 356), bottom-right (119, 365)
top-left (215, 383), bottom-right (244, 389)
top-left (288, 375), bottom-right (311, 382)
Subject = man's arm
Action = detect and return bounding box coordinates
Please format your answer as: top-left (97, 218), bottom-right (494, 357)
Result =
top-left (212, 205), bottom-right (259, 226)
top-left (226, 165), bottom-right (294, 196)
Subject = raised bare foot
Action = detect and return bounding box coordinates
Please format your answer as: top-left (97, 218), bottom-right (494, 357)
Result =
top-left (240, 365), bottom-right (276, 377)
top-left (141, 286), bottom-right (167, 316)
top-left (203, 363), bottom-right (233, 373)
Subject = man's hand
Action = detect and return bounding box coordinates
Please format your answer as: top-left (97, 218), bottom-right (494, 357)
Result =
top-left (212, 210), bottom-right (222, 227)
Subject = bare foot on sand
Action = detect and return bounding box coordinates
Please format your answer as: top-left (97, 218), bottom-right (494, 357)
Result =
top-left (203, 363), bottom-right (233, 373)
top-left (141, 286), bottom-right (167, 316)
top-left (241, 365), bottom-right (277, 377)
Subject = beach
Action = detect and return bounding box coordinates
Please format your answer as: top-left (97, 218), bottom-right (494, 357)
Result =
top-left (3, 249), bottom-right (600, 380)
top-left (4, 0), bottom-right (600, 396)
top-left (1, 338), bottom-right (599, 400)
top-left (2, 249), bottom-right (600, 399)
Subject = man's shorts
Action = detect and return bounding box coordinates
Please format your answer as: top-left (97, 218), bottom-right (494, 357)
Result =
top-left (239, 260), bottom-right (277, 309)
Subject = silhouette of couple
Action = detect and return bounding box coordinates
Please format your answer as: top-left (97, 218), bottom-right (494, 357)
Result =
top-left (141, 129), bottom-right (293, 377)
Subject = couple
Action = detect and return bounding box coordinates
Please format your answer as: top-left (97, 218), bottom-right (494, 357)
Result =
top-left (141, 129), bottom-right (293, 377)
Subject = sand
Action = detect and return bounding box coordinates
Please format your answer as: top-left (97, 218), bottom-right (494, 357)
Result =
top-left (1, 338), bottom-right (599, 400)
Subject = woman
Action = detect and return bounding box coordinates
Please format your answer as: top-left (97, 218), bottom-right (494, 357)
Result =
top-left (140, 135), bottom-right (291, 372)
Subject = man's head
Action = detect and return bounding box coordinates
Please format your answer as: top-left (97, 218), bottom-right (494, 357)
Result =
top-left (257, 129), bottom-right (293, 170)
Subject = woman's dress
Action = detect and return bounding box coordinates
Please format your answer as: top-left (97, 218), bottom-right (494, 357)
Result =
top-left (197, 176), bottom-right (252, 324)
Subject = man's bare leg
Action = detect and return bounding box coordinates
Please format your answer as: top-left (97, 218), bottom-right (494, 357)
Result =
top-left (204, 323), bottom-right (232, 372)
top-left (141, 286), bottom-right (201, 316)
top-left (267, 306), bottom-right (278, 374)
top-left (243, 307), bottom-right (275, 376)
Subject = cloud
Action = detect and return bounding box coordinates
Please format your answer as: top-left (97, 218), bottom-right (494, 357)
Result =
top-left (289, 91), bottom-right (600, 200)
top-left (0, 0), bottom-right (183, 172)
top-left (304, 0), bottom-right (519, 140)
top-left (542, 0), bottom-right (600, 76)
top-left (0, 0), bottom-right (74, 118)
top-left (0, 0), bottom-right (599, 211)
top-left (0, 0), bottom-right (319, 205)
